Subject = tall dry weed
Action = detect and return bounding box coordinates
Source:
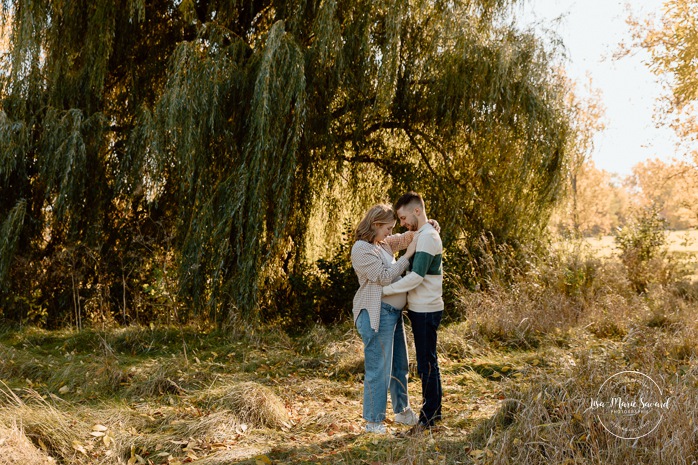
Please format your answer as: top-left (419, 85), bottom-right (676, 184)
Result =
top-left (467, 355), bottom-right (698, 464)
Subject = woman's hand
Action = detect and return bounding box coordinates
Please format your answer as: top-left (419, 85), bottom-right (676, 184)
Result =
top-left (428, 219), bottom-right (441, 233)
top-left (405, 234), bottom-right (419, 257)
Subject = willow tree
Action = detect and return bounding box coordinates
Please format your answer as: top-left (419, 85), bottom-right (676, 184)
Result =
top-left (0, 0), bottom-right (575, 325)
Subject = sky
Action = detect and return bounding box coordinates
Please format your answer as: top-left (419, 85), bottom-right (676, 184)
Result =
top-left (517, 0), bottom-right (680, 177)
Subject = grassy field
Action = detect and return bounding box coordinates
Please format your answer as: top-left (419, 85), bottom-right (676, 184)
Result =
top-left (584, 229), bottom-right (698, 256)
top-left (1, 248), bottom-right (698, 464)
top-left (584, 229), bottom-right (698, 280)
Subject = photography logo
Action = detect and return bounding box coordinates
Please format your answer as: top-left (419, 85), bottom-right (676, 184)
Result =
top-left (587, 371), bottom-right (670, 439)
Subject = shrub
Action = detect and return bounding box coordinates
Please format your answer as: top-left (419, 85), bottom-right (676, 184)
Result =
top-left (615, 208), bottom-right (673, 293)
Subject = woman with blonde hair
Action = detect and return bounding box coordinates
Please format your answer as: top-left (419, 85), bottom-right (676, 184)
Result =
top-left (351, 203), bottom-right (427, 433)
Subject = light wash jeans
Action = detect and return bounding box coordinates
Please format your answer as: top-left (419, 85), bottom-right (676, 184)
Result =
top-left (356, 302), bottom-right (410, 423)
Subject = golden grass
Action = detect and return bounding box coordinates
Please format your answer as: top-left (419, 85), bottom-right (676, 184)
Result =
top-left (0, 387), bottom-right (87, 463)
top-left (0, 245), bottom-right (697, 464)
top-left (201, 382), bottom-right (290, 429)
top-left (469, 355), bottom-right (698, 465)
top-left (0, 422), bottom-right (55, 465)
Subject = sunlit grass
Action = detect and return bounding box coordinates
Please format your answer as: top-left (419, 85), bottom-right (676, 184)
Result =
top-left (0, 246), bottom-right (697, 464)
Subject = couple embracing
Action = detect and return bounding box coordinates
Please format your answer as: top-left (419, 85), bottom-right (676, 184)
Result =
top-left (351, 192), bottom-right (443, 435)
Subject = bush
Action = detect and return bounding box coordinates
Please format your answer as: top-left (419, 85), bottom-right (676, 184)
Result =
top-left (266, 228), bottom-right (356, 331)
top-left (615, 208), bottom-right (673, 293)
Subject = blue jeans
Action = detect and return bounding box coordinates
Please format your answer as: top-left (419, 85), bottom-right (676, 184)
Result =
top-left (407, 310), bottom-right (443, 426)
top-left (356, 303), bottom-right (410, 423)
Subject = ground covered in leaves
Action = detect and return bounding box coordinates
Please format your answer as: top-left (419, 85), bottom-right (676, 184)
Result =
top-left (0, 320), bottom-right (563, 464)
top-left (0, 300), bottom-right (697, 464)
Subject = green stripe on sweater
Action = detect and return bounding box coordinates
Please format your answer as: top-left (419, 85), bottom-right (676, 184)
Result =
top-left (410, 251), bottom-right (442, 277)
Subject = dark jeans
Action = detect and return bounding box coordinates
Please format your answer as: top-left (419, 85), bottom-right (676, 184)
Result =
top-left (407, 310), bottom-right (443, 426)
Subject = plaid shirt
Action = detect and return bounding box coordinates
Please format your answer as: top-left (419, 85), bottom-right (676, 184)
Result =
top-left (351, 232), bottom-right (414, 331)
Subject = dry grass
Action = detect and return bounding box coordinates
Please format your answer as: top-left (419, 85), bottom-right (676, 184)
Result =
top-left (467, 354), bottom-right (698, 465)
top-left (0, 387), bottom-right (87, 463)
top-left (200, 382), bottom-right (289, 429)
top-left (0, 244), bottom-right (697, 464)
top-left (0, 422), bottom-right (55, 465)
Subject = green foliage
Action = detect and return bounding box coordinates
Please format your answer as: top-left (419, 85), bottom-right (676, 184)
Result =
top-left (615, 208), bottom-right (671, 293)
top-left (269, 227), bottom-right (356, 331)
top-left (0, 199), bottom-right (24, 287)
top-left (0, 0), bottom-right (578, 328)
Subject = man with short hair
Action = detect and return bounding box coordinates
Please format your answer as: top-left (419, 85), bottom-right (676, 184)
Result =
top-left (382, 191), bottom-right (443, 430)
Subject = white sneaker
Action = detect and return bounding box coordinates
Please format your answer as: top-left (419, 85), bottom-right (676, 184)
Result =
top-left (395, 407), bottom-right (419, 426)
top-left (365, 422), bottom-right (387, 434)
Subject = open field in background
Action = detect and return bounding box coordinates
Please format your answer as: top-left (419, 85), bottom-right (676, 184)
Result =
top-left (584, 229), bottom-right (698, 257)
top-left (1, 244), bottom-right (698, 464)
top-left (584, 229), bottom-right (698, 280)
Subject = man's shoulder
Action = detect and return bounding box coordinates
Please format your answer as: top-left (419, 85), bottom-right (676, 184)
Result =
top-left (416, 226), bottom-right (442, 254)
top-left (419, 224), bottom-right (442, 243)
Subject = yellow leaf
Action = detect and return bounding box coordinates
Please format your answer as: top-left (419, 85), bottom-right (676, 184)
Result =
top-left (500, 366), bottom-right (511, 373)
top-left (72, 440), bottom-right (87, 455)
top-left (103, 434), bottom-right (113, 447)
top-left (128, 444), bottom-right (136, 465)
top-left (59, 385), bottom-right (70, 394)
top-left (531, 359), bottom-right (540, 366)
top-left (469, 449), bottom-right (485, 458)
top-left (38, 438), bottom-right (48, 452)
top-left (90, 431), bottom-right (106, 437)
top-left (255, 455), bottom-right (273, 465)
top-left (92, 424), bottom-right (108, 432)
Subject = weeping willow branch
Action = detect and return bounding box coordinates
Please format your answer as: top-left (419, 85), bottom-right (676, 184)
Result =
top-left (0, 199), bottom-right (25, 286)
top-left (0, 0), bottom-right (578, 325)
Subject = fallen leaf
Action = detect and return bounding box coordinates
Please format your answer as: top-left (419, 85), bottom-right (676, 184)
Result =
top-left (59, 385), bottom-right (70, 394)
top-left (127, 444), bottom-right (137, 465)
top-left (92, 424), bottom-right (108, 432)
top-left (90, 431), bottom-right (106, 437)
top-left (72, 440), bottom-right (87, 455)
top-left (255, 455), bottom-right (272, 465)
